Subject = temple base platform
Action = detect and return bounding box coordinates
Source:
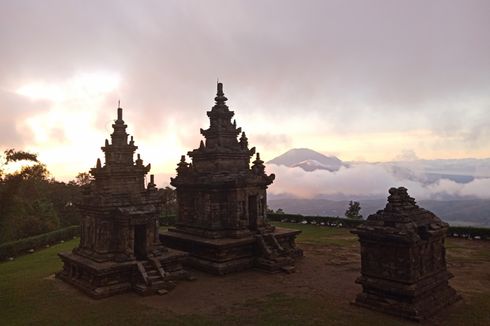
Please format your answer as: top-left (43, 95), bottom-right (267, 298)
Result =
top-left (56, 248), bottom-right (189, 299)
top-left (353, 271), bottom-right (462, 321)
top-left (160, 227), bottom-right (303, 275)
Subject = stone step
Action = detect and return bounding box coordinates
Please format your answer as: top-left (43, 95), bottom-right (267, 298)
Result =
top-left (280, 265), bottom-right (295, 274)
top-left (135, 280), bottom-right (168, 294)
top-left (147, 270), bottom-right (159, 276)
top-left (157, 288), bottom-right (168, 295)
top-left (276, 257), bottom-right (294, 264)
top-left (134, 283), bottom-right (149, 295)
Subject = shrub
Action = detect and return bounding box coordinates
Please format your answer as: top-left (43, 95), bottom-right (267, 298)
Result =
top-left (267, 213), bottom-right (364, 228)
top-left (0, 225), bottom-right (79, 260)
top-left (448, 226), bottom-right (490, 240)
top-left (159, 215), bottom-right (177, 226)
top-left (267, 213), bottom-right (490, 239)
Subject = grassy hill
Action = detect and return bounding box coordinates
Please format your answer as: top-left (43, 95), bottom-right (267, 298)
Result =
top-left (1, 223), bottom-right (489, 325)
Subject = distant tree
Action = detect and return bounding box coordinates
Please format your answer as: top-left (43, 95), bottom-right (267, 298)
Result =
top-left (0, 148), bottom-right (39, 178)
top-left (74, 172), bottom-right (93, 186)
top-left (266, 206), bottom-right (274, 214)
top-left (47, 180), bottom-right (82, 227)
top-left (275, 208), bottom-right (285, 214)
top-left (345, 201), bottom-right (363, 219)
top-left (159, 186), bottom-right (177, 216)
top-left (4, 149), bottom-right (38, 164)
top-left (0, 149), bottom-right (62, 243)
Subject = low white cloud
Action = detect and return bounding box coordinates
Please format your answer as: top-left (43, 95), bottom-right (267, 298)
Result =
top-left (267, 163), bottom-right (490, 200)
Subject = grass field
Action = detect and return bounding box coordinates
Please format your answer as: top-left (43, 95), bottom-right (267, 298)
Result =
top-left (1, 223), bottom-right (489, 325)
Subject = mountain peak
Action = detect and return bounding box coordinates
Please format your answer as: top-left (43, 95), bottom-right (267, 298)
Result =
top-left (267, 148), bottom-right (343, 172)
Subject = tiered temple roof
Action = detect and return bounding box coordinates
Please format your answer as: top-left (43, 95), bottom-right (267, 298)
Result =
top-left (89, 107), bottom-right (152, 196)
top-left (162, 83), bottom-right (301, 274)
top-left (172, 83), bottom-right (274, 186)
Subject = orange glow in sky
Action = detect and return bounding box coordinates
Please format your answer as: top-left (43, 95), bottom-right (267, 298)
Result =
top-left (10, 71), bottom-right (490, 184)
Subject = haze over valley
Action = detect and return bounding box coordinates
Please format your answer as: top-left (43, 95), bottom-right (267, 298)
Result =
top-left (267, 148), bottom-right (490, 226)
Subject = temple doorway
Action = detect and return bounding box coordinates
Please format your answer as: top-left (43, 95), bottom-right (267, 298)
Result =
top-left (134, 225), bottom-right (147, 260)
top-left (248, 195), bottom-right (258, 230)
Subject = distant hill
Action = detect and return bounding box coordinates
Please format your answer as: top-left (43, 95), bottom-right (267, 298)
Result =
top-left (268, 197), bottom-right (490, 227)
top-left (266, 149), bottom-right (490, 227)
top-left (268, 148), bottom-right (343, 172)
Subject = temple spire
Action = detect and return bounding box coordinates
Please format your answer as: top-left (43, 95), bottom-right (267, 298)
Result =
top-left (214, 82), bottom-right (228, 106)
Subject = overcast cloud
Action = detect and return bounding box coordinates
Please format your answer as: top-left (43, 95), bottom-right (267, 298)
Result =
top-left (1, 0), bottom-right (490, 182)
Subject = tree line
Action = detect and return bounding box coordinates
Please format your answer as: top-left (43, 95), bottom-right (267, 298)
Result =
top-left (0, 149), bottom-right (177, 244)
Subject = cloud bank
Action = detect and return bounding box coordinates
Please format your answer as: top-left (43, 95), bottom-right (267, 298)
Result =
top-left (267, 163), bottom-right (490, 200)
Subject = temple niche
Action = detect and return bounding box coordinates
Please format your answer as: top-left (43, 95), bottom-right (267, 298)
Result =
top-left (352, 187), bottom-right (461, 321)
top-left (161, 83), bottom-right (303, 274)
top-left (57, 107), bottom-right (189, 298)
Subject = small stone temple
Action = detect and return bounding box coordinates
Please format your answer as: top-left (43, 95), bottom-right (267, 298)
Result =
top-left (352, 187), bottom-right (460, 321)
top-left (160, 83), bottom-right (302, 274)
top-left (57, 106), bottom-right (188, 298)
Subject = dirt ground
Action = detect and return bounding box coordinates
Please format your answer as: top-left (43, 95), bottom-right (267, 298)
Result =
top-left (140, 243), bottom-right (361, 315)
top-left (51, 234), bottom-right (490, 325)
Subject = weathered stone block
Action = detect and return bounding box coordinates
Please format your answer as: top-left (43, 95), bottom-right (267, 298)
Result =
top-left (352, 187), bottom-right (461, 320)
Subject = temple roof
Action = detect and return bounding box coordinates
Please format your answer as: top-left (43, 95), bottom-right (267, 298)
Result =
top-left (98, 107), bottom-right (138, 166)
top-left (353, 187), bottom-right (448, 241)
top-left (187, 82), bottom-right (254, 162)
top-left (172, 82), bottom-right (274, 186)
top-left (87, 106), bottom-right (153, 196)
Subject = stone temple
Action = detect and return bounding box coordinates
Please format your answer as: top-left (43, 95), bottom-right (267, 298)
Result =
top-left (352, 187), bottom-right (460, 321)
top-left (161, 83), bottom-right (302, 274)
top-left (57, 107), bottom-right (188, 298)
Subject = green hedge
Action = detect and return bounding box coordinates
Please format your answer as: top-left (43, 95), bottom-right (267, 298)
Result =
top-left (267, 213), bottom-right (490, 240)
top-left (267, 213), bottom-right (364, 228)
top-left (159, 215), bottom-right (177, 226)
top-left (0, 225), bottom-right (79, 260)
top-left (447, 226), bottom-right (490, 240)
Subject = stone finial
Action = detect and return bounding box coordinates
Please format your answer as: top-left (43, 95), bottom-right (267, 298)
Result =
top-left (239, 132), bottom-right (248, 149)
top-left (96, 158), bottom-right (102, 169)
top-left (147, 174), bottom-right (156, 190)
top-left (135, 154), bottom-right (143, 166)
top-left (214, 82), bottom-right (228, 106)
top-left (252, 152), bottom-right (265, 175)
top-left (199, 140), bottom-right (205, 149)
top-left (385, 186), bottom-right (418, 213)
top-left (177, 155), bottom-right (189, 175)
top-left (117, 107), bottom-right (123, 121)
top-left (129, 135), bottom-right (134, 145)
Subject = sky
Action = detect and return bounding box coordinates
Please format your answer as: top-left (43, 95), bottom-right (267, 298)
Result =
top-left (1, 0), bottom-right (490, 185)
